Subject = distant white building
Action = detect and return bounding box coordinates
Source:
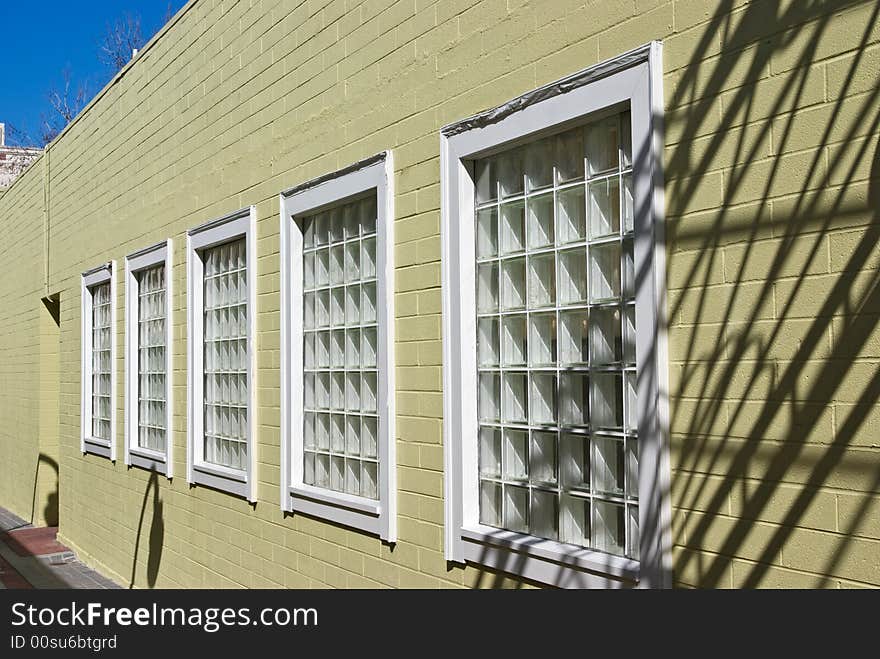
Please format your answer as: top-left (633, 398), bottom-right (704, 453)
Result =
top-left (0, 123), bottom-right (41, 189)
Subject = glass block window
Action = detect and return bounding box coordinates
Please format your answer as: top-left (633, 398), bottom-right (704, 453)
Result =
top-left (136, 265), bottom-right (167, 452)
top-left (203, 238), bottom-right (248, 471)
top-left (474, 111), bottom-right (640, 559)
top-left (300, 195), bottom-right (380, 499)
top-left (90, 282), bottom-right (112, 441)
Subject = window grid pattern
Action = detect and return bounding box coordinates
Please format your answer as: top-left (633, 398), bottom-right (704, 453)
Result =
top-left (475, 111), bottom-right (640, 559)
top-left (301, 195), bottom-right (380, 500)
top-left (91, 282), bottom-right (112, 440)
top-left (137, 265), bottom-right (167, 452)
top-left (203, 239), bottom-right (248, 470)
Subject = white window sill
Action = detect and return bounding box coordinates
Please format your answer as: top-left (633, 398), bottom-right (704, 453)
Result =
top-left (288, 485), bottom-right (383, 538)
top-left (460, 525), bottom-right (640, 588)
top-left (192, 462), bottom-right (249, 499)
top-left (82, 437), bottom-right (113, 460)
top-left (128, 447), bottom-right (168, 476)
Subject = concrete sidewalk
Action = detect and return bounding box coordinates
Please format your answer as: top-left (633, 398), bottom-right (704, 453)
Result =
top-left (0, 507), bottom-right (119, 589)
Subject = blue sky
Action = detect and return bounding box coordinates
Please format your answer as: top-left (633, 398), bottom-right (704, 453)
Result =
top-left (1, 2), bottom-right (187, 146)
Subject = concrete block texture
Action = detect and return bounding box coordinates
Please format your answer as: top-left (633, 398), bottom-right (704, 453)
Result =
top-left (1, 0), bottom-right (879, 588)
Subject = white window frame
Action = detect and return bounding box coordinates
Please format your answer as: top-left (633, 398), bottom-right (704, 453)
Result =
top-left (124, 240), bottom-right (173, 477)
top-left (279, 153), bottom-right (397, 542)
top-left (441, 42), bottom-right (671, 588)
top-left (186, 207), bottom-right (257, 501)
top-left (81, 261), bottom-right (117, 460)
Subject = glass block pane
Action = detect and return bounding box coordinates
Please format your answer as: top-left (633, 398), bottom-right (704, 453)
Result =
top-left (530, 489), bottom-right (559, 540)
top-left (555, 128), bottom-right (585, 183)
top-left (330, 245), bottom-right (344, 285)
top-left (527, 192), bottom-right (554, 248)
top-left (586, 115), bottom-right (620, 177)
top-left (362, 417), bottom-right (378, 458)
top-left (529, 313), bottom-right (556, 366)
top-left (479, 372), bottom-right (500, 422)
top-left (477, 207), bottom-right (498, 258)
top-left (561, 434), bottom-right (590, 490)
top-left (622, 238), bottom-right (635, 299)
top-left (621, 110), bottom-right (632, 168)
top-left (529, 372), bottom-right (556, 425)
top-left (346, 373), bottom-right (360, 411)
top-left (627, 503), bottom-right (639, 559)
top-left (346, 415), bottom-right (360, 456)
top-left (503, 429), bottom-right (528, 481)
top-left (559, 372), bottom-right (589, 426)
top-left (480, 428), bottom-right (502, 477)
top-left (316, 290), bottom-right (330, 327)
top-left (331, 414), bottom-right (345, 452)
top-left (589, 177), bottom-right (620, 238)
top-left (501, 315), bottom-right (527, 366)
top-left (528, 253), bottom-right (556, 308)
top-left (362, 282), bottom-right (377, 323)
top-left (304, 451), bottom-right (316, 485)
top-left (331, 455), bottom-right (345, 491)
top-left (329, 207), bottom-right (344, 243)
top-left (480, 480), bottom-right (502, 527)
top-left (593, 499), bottom-right (625, 556)
top-left (304, 411), bottom-right (316, 449)
top-left (526, 137), bottom-right (553, 192)
top-left (316, 413), bottom-right (330, 450)
top-left (590, 242), bottom-right (620, 302)
top-left (345, 242), bottom-right (360, 283)
top-left (502, 373), bottom-right (528, 423)
top-left (626, 438), bottom-right (639, 498)
top-left (316, 374), bottom-right (330, 410)
top-left (361, 237), bottom-right (377, 279)
top-left (316, 248), bottom-right (329, 286)
top-left (361, 196), bottom-right (377, 235)
top-left (331, 372), bottom-right (344, 410)
top-left (625, 371), bottom-right (638, 432)
top-left (561, 495), bottom-right (590, 546)
top-left (475, 158), bottom-right (498, 204)
top-left (316, 331), bottom-right (330, 369)
top-left (498, 147), bottom-right (524, 199)
top-left (592, 372), bottom-right (623, 430)
top-left (477, 262), bottom-right (499, 313)
top-left (559, 310), bottom-right (589, 364)
top-left (478, 317), bottom-right (500, 367)
top-left (316, 454), bottom-right (330, 489)
top-left (590, 307), bottom-right (621, 365)
top-left (504, 484), bottom-right (529, 533)
top-left (346, 329), bottom-right (360, 368)
top-left (345, 458), bottom-right (361, 495)
top-left (593, 434), bottom-right (624, 495)
top-left (362, 327), bottom-right (378, 368)
top-left (623, 173), bottom-right (634, 233)
top-left (557, 248), bottom-right (587, 305)
top-left (343, 203), bottom-right (359, 239)
top-left (500, 201), bottom-right (525, 254)
top-left (362, 462), bottom-right (379, 499)
top-left (331, 287), bottom-right (345, 326)
top-left (331, 329), bottom-right (345, 368)
top-left (500, 258), bottom-right (526, 311)
top-left (556, 185), bottom-right (586, 245)
top-left (345, 285), bottom-right (361, 324)
top-left (362, 371), bottom-right (378, 413)
top-left (623, 305), bottom-right (636, 365)
top-left (530, 431), bottom-right (557, 484)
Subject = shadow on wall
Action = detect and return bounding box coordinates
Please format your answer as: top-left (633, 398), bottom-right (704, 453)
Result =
top-left (666, 0), bottom-right (880, 587)
top-left (30, 453), bottom-right (58, 528)
top-left (466, 0), bottom-right (880, 588)
top-left (129, 471), bottom-right (164, 589)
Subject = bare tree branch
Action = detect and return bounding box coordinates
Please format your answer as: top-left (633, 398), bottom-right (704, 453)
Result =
top-left (98, 12), bottom-right (145, 73)
top-left (40, 67), bottom-right (90, 146)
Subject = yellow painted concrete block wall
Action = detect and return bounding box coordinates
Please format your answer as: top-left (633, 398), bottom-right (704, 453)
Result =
top-left (0, 0), bottom-right (877, 588)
